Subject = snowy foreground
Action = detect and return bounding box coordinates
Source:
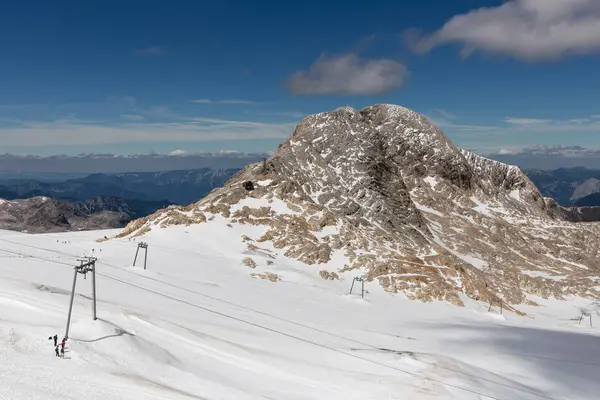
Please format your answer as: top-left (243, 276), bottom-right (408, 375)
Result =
top-left (0, 223), bottom-right (599, 400)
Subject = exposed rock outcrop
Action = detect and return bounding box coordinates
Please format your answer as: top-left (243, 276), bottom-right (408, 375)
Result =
top-left (114, 104), bottom-right (600, 310)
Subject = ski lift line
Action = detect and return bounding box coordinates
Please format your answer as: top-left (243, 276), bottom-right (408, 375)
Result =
top-left (0, 247), bottom-right (75, 268)
top-left (2, 235), bottom-right (599, 374)
top-left (1, 237), bottom-right (598, 373)
top-left (91, 256), bottom-right (600, 368)
top-left (67, 263), bottom-right (571, 399)
top-left (95, 273), bottom-right (519, 400)
top-left (0, 236), bottom-right (238, 265)
top-left (0, 237), bottom-right (81, 258)
top-left (0, 245), bottom-right (559, 400)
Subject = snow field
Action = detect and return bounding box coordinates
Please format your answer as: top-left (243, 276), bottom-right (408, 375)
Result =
top-left (0, 225), bottom-right (599, 399)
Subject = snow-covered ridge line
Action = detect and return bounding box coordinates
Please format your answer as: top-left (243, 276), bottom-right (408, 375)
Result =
top-left (115, 103), bottom-right (600, 310)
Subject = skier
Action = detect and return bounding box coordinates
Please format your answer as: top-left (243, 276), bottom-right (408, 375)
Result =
top-left (55, 345), bottom-right (60, 357)
top-left (53, 334), bottom-right (58, 347)
top-left (60, 337), bottom-right (66, 357)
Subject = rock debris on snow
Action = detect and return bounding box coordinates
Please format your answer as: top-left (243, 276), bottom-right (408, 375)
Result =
top-left (115, 104), bottom-right (600, 311)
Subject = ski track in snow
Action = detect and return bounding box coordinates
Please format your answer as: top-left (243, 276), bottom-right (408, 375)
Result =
top-left (0, 227), bottom-right (599, 399)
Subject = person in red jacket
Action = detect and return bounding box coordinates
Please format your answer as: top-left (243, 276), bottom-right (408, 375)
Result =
top-left (60, 338), bottom-right (66, 357)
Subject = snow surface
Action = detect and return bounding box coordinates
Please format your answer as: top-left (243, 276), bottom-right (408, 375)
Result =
top-left (229, 196), bottom-right (300, 216)
top-left (414, 203), bottom-right (444, 217)
top-left (430, 230), bottom-right (489, 270)
top-left (0, 227), bottom-right (599, 399)
top-left (255, 179), bottom-right (273, 187)
top-left (521, 271), bottom-right (566, 281)
top-left (423, 176), bottom-right (439, 189)
top-left (509, 189), bottom-right (521, 201)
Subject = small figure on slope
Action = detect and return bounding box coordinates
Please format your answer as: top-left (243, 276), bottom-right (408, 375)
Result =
top-left (60, 337), bottom-right (66, 358)
top-left (54, 345), bottom-right (60, 357)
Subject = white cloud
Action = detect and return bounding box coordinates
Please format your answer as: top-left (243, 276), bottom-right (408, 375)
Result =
top-left (505, 117), bottom-right (551, 125)
top-left (284, 53), bottom-right (409, 95)
top-left (188, 99), bottom-right (211, 104)
top-left (500, 116), bottom-right (600, 133)
top-left (120, 114), bottom-right (144, 121)
top-left (187, 117), bottom-right (293, 128)
top-left (0, 116), bottom-right (294, 148)
top-left (493, 145), bottom-right (600, 157)
top-left (498, 148), bottom-right (518, 155)
top-left (168, 149), bottom-right (188, 156)
top-left (488, 145), bottom-right (600, 169)
top-left (407, 0), bottom-right (600, 61)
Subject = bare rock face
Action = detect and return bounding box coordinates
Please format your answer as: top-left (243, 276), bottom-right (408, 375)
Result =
top-left (241, 257), bottom-right (257, 268)
top-left (115, 104), bottom-right (600, 310)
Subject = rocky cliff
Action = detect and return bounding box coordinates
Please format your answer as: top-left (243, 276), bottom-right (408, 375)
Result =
top-left (113, 104), bottom-right (600, 311)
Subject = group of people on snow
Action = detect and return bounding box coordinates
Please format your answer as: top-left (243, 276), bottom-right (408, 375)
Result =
top-left (48, 334), bottom-right (66, 358)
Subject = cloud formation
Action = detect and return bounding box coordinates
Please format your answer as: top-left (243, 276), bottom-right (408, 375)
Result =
top-left (490, 145), bottom-right (600, 169)
top-left (0, 117), bottom-right (294, 148)
top-left (504, 117), bottom-right (552, 125)
top-left (135, 46), bottom-right (167, 56)
top-left (284, 53), bottom-right (409, 95)
top-left (503, 115), bottom-right (600, 133)
top-left (0, 151), bottom-right (268, 173)
top-left (407, 0), bottom-right (600, 61)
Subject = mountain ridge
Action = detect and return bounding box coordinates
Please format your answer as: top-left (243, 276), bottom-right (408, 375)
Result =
top-left (112, 104), bottom-right (600, 311)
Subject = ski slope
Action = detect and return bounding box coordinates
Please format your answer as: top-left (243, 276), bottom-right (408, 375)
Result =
top-left (0, 223), bottom-right (599, 400)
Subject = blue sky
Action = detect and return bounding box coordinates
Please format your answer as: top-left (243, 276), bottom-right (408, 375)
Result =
top-left (0, 0), bottom-right (599, 164)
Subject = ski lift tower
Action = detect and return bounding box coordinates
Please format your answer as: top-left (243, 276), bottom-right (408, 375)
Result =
top-left (64, 257), bottom-right (98, 340)
top-left (349, 275), bottom-right (365, 298)
top-left (133, 241), bottom-right (148, 270)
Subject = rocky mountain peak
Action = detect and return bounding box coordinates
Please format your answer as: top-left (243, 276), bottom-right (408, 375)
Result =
top-left (116, 104), bottom-right (600, 312)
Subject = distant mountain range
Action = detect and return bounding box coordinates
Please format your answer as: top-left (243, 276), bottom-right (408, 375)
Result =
top-left (524, 167), bottom-right (600, 206)
top-left (0, 196), bottom-right (132, 233)
top-left (0, 168), bottom-right (239, 204)
top-left (0, 168), bottom-right (240, 232)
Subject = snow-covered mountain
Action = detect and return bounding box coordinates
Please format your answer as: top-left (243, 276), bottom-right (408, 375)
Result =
top-left (117, 104), bottom-right (600, 311)
top-left (571, 178), bottom-right (600, 201)
top-left (3, 104), bottom-right (599, 400)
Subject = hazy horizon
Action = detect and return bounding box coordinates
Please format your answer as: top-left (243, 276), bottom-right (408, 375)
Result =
top-left (0, 148), bottom-right (598, 176)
